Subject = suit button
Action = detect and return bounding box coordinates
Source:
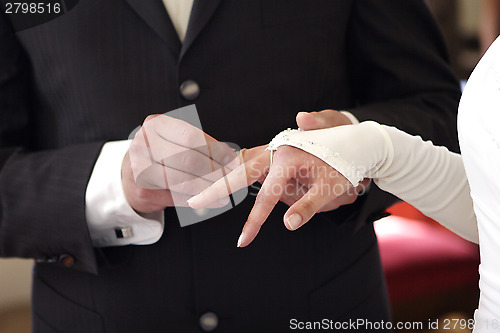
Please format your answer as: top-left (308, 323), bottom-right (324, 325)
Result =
top-left (59, 254), bottom-right (75, 267)
top-left (199, 312), bottom-right (218, 331)
top-left (180, 80), bottom-right (200, 100)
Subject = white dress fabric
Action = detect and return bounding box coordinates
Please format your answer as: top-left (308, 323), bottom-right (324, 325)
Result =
top-left (458, 37), bottom-right (500, 332)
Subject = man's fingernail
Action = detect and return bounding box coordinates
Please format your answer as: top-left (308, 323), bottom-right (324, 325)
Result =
top-left (187, 193), bottom-right (202, 207)
top-left (237, 233), bottom-right (244, 247)
top-left (286, 214), bottom-right (302, 230)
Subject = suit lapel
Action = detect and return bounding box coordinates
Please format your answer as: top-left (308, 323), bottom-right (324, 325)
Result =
top-left (181, 0), bottom-right (223, 59)
top-left (125, 0), bottom-right (181, 56)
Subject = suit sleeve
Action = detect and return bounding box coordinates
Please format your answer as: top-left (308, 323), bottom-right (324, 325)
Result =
top-left (347, 0), bottom-right (461, 149)
top-left (0, 12), bottom-right (101, 274)
top-left (342, 0), bottom-right (462, 226)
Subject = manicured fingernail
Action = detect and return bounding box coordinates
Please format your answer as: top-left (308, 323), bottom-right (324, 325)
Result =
top-left (237, 233), bottom-right (244, 247)
top-left (187, 193), bottom-right (202, 207)
top-left (286, 214), bottom-right (302, 230)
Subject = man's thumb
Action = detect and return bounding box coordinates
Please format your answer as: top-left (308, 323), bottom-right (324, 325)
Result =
top-left (296, 110), bottom-right (351, 130)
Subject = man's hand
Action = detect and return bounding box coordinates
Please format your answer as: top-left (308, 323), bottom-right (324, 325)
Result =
top-left (295, 110), bottom-right (353, 129)
top-left (122, 114), bottom-right (240, 214)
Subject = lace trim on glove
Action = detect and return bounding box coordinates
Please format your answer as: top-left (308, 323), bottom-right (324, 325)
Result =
top-left (266, 128), bottom-right (364, 187)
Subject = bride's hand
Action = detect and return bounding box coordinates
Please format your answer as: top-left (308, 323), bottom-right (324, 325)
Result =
top-left (187, 110), bottom-right (369, 246)
top-left (187, 110), bottom-right (361, 212)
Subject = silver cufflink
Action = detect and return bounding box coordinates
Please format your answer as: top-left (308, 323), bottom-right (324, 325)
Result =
top-left (114, 227), bottom-right (133, 239)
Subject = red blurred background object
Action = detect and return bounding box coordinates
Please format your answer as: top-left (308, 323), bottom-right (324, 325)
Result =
top-left (375, 202), bottom-right (479, 323)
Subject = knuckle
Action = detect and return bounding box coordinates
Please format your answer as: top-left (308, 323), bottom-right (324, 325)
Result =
top-left (143, 115), bottom-right (159, 128)
top-left (140, 123), bottom-right (156, 143)
top-left (179, 126), bottom-right (198, 148)
top-left (144, 115), bottom-right (156, 122)
top-left (283, 181), bottom-right (297, 198)
top-left (181, 152), bottom-right (196, 170)
top-left (249, 159), bottom-right (267, 180)
top-left (299, 199), bottom-right (316, 216)
top-left (275, 146), bottom-right (295, 159)
top-left (129, 139), bottom-right (142, 157)
top-left (128, 141), bottom-right (138, 157)
top-left (274, 147), bottom-right (304, 172)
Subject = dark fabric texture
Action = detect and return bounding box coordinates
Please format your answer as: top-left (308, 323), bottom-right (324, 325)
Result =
top-left (0, 0), bottom-right (460, 331)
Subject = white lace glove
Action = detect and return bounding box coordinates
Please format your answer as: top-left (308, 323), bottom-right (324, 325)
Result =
top-left (267, 121), bottom-right (479, 243)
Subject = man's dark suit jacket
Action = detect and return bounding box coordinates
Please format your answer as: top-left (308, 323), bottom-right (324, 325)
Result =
top-left (0, 0), bottom-right (461, 332)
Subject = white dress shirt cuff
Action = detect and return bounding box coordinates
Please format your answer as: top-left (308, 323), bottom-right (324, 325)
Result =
top-left (85, 140), bottom-right (164, 247)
